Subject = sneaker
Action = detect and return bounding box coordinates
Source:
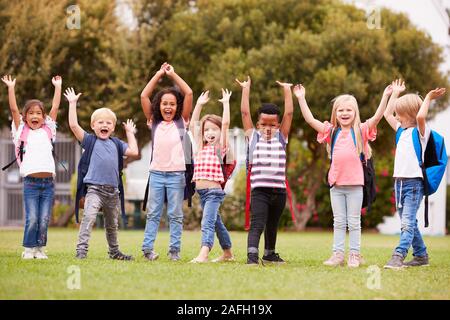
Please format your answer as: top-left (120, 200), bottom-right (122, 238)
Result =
top-left (384, 253), bottom-right (405, 270)
top-left (323, 251), bottom-right (345, 266)
top-left (347, 252), bottom-right (363, 268)
top-left (75, 251), bottom-right (87, 259)
top-left (34, 247), bottom-right (48, 259)
top-left (143, 250), bottom-right (159, 261)
top-left (262, 252), bottom-right (285, 264)
top-left (247, 253), bottom-right (259, 265)
top-left (403, 255), bottom-right (429, 267)
top-left (109, 251), bottom-right (134, 261)
top-left (22, 247), bottom-right (35, 259)
top-left (168, 251), bottom-right (181, 261)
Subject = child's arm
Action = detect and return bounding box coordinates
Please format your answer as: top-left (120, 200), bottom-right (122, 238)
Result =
top-left (49, 76), bottom-right (62, 121)
top-left (64, 87), bottom-right (85, 142)
top-left (417, 87), bottom-right (446, 136)
top-left (165, 64), bottom-right (193, 122)
top-left (140, 63), bottom-right (167, 122)
top-left (219, 88), bottom-right (232, 149)
top-left (293, 84), bottom-right (326, 133)
top-left (190, 91), bottom-right (210, 150)
top-left (1, 75), bottom-right (20, 130)
top-left (277, 81), bottom-right (294, 139)
top-left (123, 119), bottom-right (139, 157)
top-left (383, 79), bottom-right (405, 130)
top-left (367, 84), bottom-right (392, 130)
top-left (235, 76), bottom-right (253, 136)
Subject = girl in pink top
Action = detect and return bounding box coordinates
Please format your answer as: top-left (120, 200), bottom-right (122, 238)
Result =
top-left (140, 63), bottom-right (193, 261)
top-left (294, 83), bottom-right (393, 267)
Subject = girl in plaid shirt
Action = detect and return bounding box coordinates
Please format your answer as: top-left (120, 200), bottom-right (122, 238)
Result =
top-left (189, 89), bottom-right (235, 263)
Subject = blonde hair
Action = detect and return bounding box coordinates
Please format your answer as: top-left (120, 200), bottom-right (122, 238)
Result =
top-left (90, 108), bottom-right (117, 126)
top-left (394, 93), bottom-right (422, 124)
top-left (198, 114), bottom-right (222, 150)
top-left (328, 94), bottom-right (372, 159)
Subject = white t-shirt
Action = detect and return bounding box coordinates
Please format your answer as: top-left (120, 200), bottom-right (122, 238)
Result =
top-left (393, 123), bottom-right (430, 178)
top-left (11, 116), bottom-right (57, 177)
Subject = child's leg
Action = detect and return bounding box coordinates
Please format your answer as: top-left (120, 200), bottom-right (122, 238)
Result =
top-left (36, 178), bottom-right (54, 248)
top-left (76, 186), bottom-right (102, 254)
top-left (247, 188), bottom-right (270, 257)
top-left (22, 177), bottom-right (40, 248)
top-left (102, 190), bottom-right (120, 255)
top-left (165, 171), bottom-right (186, 254)
top-left (411, 222), bottom-right (428, 257)
top-left (394, 179), bottom-right (424, 257)
top-left (142, 172), bottom-right (166, 253)
top-left (345, 186), bottom-right (363, 254)
top-left (215, 213), bottom-right (232, 252)
top-left (198, 189), bottom-right (225, 254)
top-left (263, 190), bottom-right (286, 256)
top-left (329, 186), bottom-right (347, 254)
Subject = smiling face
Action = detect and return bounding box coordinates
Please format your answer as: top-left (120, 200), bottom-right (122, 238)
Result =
top-left (24, 104), bottom-right (45, 130)
top-left (335, 104), bottom-right (356, 129)
top-left (256, 113), bottom-right (280, 140)
top-left (203, 120), bottom-right (221, 146)
top-left (91, 117), bottom-right (115, 140)
top-left (160, 93), bottom-right (178, 122)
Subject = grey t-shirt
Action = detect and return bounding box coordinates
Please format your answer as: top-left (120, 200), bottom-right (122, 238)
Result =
top-left (82, 133), bottom-right (128, 187)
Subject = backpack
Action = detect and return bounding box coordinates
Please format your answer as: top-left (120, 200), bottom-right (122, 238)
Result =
top-left (74, 133), bottom-right (127, 227)
top-left (142, 117), bottom-right (195, 211)
top-left (395, 127), bottom-right (447, 227)
top-left (215, 146), bottom-right (237, 190)
top-left (245, 130), bottom-right (296, 231)
top-left (330, 127), bottom-right (377, 211)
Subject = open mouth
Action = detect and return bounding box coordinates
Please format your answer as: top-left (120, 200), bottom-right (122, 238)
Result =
top-left (31, 120), bottom-right (39, 125)
top-left (100, 129), bottom-right (109, 134)
top-left (163, 110), bottom-right (173, 117)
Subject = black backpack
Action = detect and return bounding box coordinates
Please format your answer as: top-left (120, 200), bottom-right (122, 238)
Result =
top-left (329, 127), bottom-right (376, 211)
top-left (142, 117), bottom-right (195, 211)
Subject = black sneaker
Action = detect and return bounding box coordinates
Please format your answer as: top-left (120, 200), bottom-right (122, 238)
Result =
top-left (262, 252), bottom-right (285, 264)
top-left (403, 255), bottom-right (429, 267)
top-left (247, 253), bottom-right (259, 265)
top-left (109, 251), bottom-right (134, 261)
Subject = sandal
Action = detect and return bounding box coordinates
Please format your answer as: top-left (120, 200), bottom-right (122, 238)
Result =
top-left (211, 255), bottom-right (235, 263)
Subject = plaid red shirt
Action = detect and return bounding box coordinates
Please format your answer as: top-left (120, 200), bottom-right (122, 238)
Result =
top-left (193, 145), bottom-right (225, 183)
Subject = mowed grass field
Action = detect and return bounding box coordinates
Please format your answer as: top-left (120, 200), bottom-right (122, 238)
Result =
top-left (0, 228), bottom-right (449, 300)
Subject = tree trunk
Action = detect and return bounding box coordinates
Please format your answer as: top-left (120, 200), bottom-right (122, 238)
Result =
top-left (53, 204), bottom-right (76, 227)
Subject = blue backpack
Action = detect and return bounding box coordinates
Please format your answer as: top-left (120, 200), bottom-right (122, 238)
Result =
top-left (395, 127), bottom-right (447, 227)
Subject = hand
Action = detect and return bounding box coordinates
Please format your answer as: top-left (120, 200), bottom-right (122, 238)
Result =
top-left (426, 87), bottom-right (446, 100)
top-left (157, 62), bottom-right (168, 76)
top-left (218, 88), bottom-right (232, 104)
top-left (165, 64), bottom-right (175, 77)
top-left (383, 84), bottom-right (393, 97)
top-left (52, 75), bottom-right (62, 87)
top-left (196, 90), bottom-right (210, 105)
top-left (293, 84), bottom-right (306, 99)
top-left (64, 87), bottom-right (82, 104)
top-left (276, 80), bottom-right (293, 89)
top-left (1, 75), bottom-right (16, 88)
top-left (123, 119), bottom-right (136, 134)
top-left (235, 76), bottom-right (251, 89)
top-left (391, 79), bottom-right (405, 94)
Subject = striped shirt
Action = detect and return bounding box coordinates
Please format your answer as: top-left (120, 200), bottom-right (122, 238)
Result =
top-left (193, 145), bottom-right (225, 183)
top-left (249, 130), bottom-right (287, 189)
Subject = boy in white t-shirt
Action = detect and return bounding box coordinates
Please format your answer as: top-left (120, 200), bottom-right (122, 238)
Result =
top-left (383, 79), bottom-right (446, 269)
top-left (1, 74), bottom-right (62, 259)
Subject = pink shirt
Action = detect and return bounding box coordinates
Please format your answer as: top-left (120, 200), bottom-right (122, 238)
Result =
top-left (317, 121), bottom-right (376, 186)
top-left (149, 119), bottom-right (188, 172)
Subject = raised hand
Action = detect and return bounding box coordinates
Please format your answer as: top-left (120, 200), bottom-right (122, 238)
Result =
top-left (426, 88), bottom-right (446, 100)
top-left (1, 75), bottom-right (16, 88)
top-left (52, 75), bottom-right (62, 87)
top-left (64, 87), bottom-right (82, 104)
top-left (196, 90), bottom-right (210, 105)
top-left (391, 79), bottom-right (406, 94)
top-left (383, 84), bottom-right (393, 97)
top-left (157, 62), bottom-right (169, 76)
top-left (235, 76), bottom-right (251, 89)
top-left (123, 119), bottom-right (136, 134)
top-left (293, 84), bottom-right (306, 99)
top-left (276, 80), bottom-right (293, 89)
top-left (165, 64), bottom-right (175, 77)
top-left (218, 88), bottom-right (232, 104)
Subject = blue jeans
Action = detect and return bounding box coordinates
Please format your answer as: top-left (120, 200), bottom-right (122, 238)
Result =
top-left (22, 177), bottom-right (54, 248)
top-left (330, 186), bottom-right (363, 253)
top-left (197, 188), bottom-right (232, 250)
top-left (394, 178), bottom-right (427, 257)
top-left (142, 171), bottom-right (185, 253)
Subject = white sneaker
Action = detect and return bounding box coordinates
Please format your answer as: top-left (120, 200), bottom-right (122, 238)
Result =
top-left (34, 247), bottom-right (48, 259)
top-left (21, 247), bottom-right (35, 259)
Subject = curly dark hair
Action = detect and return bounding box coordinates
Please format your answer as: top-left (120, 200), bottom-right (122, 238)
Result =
top-left (151, 87), bottom-right (184, 122)
top-left (257, 103), bottom-right (280, 122)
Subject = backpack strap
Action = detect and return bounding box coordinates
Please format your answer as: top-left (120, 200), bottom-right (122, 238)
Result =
top-left (245, 130), bottom-right (259, 231)
top-left (111, 137), bottom-right (128, 228)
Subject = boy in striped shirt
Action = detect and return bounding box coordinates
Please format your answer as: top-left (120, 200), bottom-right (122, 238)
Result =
top-left (236, 76), bottom-right (294, 265)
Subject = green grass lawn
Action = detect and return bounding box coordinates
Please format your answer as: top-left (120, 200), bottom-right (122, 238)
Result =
top-left (0, 228), bottom-right (449, 300)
